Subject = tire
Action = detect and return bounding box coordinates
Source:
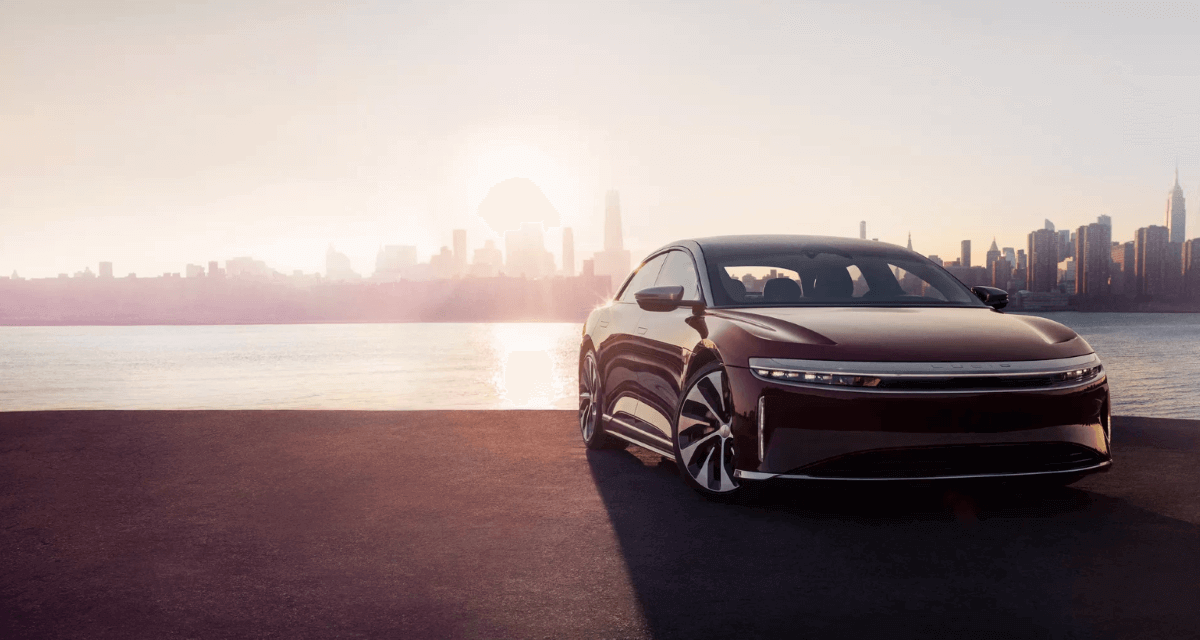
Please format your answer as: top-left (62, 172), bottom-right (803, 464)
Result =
top-left (672, 360), bottom-right (743, 499)
top-left (579, 350), bottom-right (627, 450)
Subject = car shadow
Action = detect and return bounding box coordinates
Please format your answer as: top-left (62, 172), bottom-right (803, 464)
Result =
top-left (587, 447), bottom-right (1200, 640)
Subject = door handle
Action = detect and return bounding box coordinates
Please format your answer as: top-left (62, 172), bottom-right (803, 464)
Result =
top-left (636, 327), bottom-right (648, 335)
top-left (598, 321), bottom-right (609, 328)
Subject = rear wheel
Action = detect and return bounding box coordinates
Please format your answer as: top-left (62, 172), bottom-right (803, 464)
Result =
top-left (673, 361), bottom-right (742, 499)
top-left (579, 351), bottom-right (626, 450)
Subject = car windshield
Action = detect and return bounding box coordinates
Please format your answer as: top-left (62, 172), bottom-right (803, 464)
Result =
top-left (707, 249), bottom-right (985, 308)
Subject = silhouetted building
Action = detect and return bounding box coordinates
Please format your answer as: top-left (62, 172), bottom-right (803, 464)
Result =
top-left (98, 262), bottom-right (113, 279)
top-left (1016, 249), bottom-right (1027, 271)
top-left (1002, 247), bottom-right (1016, 269)
top-left (1074, 223), bottom-right (1111, 296)
top-left (470, 240), bottom-right (503, 278)
top-left (927, 255), bottom-right (943, 266)
top-left (960, 240), bottom-right (971, 268)
top-left (593, 190), bottom-right (632, 286)
top-left (226, 256), bottom-right (270, 280)
top-left (1134, 225), bottom-right (1169, 298)
top-left (1027, 229), bottom-right (1059, 292)
top-left (1110, 241), bottom-right (1134, 296)
top-left (1165, 242), bottom-right (1183, 300)
top-left (453, 229), bottom-right (467, 276)
top-left (325, 245), bottom-right (360, 281)
top-left (207, 261), bottom-right (224, 279)
top-left (991, 258), bottom-right (1012, 290)
top-left (1057, 257), bottom-right (1075, 293)
top-left (1097, 215), bottom-right (1112, 232)
top-left (1057, 229), bottom-right (1072, 261)
top-left (985, 238), bottom-right (1001, 269)
top-left (505, 222), bottom-right (554, 278)
top-left (186, 264), bottom-right (205, 278)
top-left (581, 258), bottom-right (595, 279)
top-left (1184, 238), bottom-right (1200, 299)
top-left (1045, 219), bottom-right (1055, 231)
top-left (374, 245), bottom-right (417, 280)
top-left (562, 227), bottom-right (575, 277)
top-left (859, 221), bottom-right (866, 240)
top-left (1166, 168), bottom-right (1187, 243)
top-left (430, 246), bottom-right (456, 279)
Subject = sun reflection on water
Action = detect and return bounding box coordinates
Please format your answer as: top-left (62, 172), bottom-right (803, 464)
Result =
top-left (489, 324), bottom-right (578, 409)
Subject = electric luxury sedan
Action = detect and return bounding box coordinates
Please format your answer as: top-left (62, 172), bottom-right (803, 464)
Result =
top-left (578, 235), bottom-right (1111, 499)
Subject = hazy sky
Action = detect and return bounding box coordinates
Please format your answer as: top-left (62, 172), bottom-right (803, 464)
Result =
top-left (3, 1), bottom-right (1199, 277)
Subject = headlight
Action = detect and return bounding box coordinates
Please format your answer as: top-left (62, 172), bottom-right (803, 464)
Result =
top-left (752, 368), bottom-right (882, 387)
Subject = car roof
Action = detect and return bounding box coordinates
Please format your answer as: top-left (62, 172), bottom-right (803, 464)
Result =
top-left (659, 235), bottom-right (922, 260)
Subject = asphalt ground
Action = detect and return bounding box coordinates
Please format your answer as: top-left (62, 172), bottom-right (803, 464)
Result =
top-left (2, 411), bottom-right (1199, 640)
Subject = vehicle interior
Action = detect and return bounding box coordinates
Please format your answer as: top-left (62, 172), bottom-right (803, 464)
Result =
top-left (710, 252), bottom-right (982, 307)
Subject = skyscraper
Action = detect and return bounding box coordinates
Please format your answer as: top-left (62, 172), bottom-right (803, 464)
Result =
top-left (906, 232), bottom-right (912, 251)
top-left (505, 223), bottom-right (554, 278)
top-left (1074, 223), bottom-right (1111, 296)
top-left (1097, 215), bottom-right (1112, 231)
top-left (1027, 229), bottom-right (1059, 292)
top-left (593, 190), bottom-right (632, 289)
top-left (1184, 238), bottom-right (1200, 299)
top-left (1002, 247), bottom-right (1016, 269)
top-left (960, 240), bottom-right (971, 269)
top-left (860, 221), bottom-right (866, 240)
top-left (98, 262), bottom-right (113, 279)
top-left (1045, 219), bottom-right (1055, 231)
top-left (1110, 241), bottom-right (1135, 296)
top-left (1134, 225), bottom-right (1169, 298)
top-left (562, 227), bottom-right (575, 277)
top-left (452, 229), bottom-right (467, 276)
top-left (985, 238), bottom-right (1001, 269)
top-left (1166, 168), bottom-right (1186, 243)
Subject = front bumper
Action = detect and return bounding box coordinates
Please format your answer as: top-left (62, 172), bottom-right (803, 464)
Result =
top-left (726, 358), bottom-right (1111, 481)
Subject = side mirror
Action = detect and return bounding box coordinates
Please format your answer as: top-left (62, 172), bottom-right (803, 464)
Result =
top-left (971, 286), bottom-right (1009, 311)
top-left (635, 286), bottom-right (705, 312)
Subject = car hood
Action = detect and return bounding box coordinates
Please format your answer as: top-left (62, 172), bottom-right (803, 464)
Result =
top-left (710, 306), bottom-right (1093, 363)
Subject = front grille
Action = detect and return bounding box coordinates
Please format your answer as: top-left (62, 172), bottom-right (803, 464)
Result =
top-left (795, 442), bottom-right (1104, 479)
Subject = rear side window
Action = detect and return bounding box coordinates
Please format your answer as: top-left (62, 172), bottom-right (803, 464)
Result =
top-left (654, 251), bottom-right (701, 300)
top-left (617, 253), bottom-right (668, 302)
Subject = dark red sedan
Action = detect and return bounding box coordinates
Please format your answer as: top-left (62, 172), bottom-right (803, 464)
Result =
top-left (578, 235), bottom-right (1110, 499)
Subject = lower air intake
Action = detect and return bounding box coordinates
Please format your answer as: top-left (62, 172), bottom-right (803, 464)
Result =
top-left (796, 442), bottom-right (1104, 479)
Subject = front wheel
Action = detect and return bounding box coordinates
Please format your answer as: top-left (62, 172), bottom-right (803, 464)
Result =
top-left (673, 361), bottom-right (742, 499)
top-left (579, 350), bottom-right (626, 450)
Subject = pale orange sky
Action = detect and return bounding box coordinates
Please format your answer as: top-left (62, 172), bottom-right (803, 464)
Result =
top-left (2, 1), bottom-right (1199, 277)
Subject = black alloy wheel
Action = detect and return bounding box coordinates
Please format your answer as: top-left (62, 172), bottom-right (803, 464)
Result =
top-left (579, 351), bottom-right (626, 450)
top-left (673, 360), bottom-right (742, 498)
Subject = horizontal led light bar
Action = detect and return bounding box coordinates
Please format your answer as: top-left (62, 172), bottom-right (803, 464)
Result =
top-left (752, 368), bottom-right (882, 387)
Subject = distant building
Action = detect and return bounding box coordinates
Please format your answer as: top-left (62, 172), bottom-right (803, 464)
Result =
top-left (470, 240), bottom-right (503, 278)
top-left (1165, 242), bottom-right (1184, 300)
top-left (325, 245), bottom-right (360, 281)
top-left (1027, 228), bottom-right (1059, 292)
top-left (186, 264), bottom-right (206, 278)
top-left (1110, 241), bottom-right (1135, 296)
top-left (226, 256), bottom-right (270, 280)
top-left (452, 229), bottom-right (467, 276)
top-left (859, 221), bottom-right (866, 240)
top-left (593, 190), bottom-right (632, 286)
top-left (207, 261), bottom-right (225, 279)
top-left (374, 245), bottom-right (418, 280)
top-left (985, 238), bottom-right (1001, 269)
top-left (1166, 168), bottom-right (1187, 243)
top-left (1057, 257), bottom-right (1075, 293)
top-left (1016, 249), bottom-right (1027, 271)
top-left (99, 262), bottom-right (113, 279)
top-left (960, 240), bottom-right (972, 269)
top-left (1057, 229), bottom-right (1072, 262)
top-left (430, 247), bottom-right (456, 279)
top-left (1074, 223), bottom-right (1111, 297)
top-left (1002, 247), bottom-right (1016, 269)
top-left (1097, 215), bottom-right (1112, 231)
top-left (505, 222), bottom-right (554, 278)
top-left (1184, 238), bottom-right (1200, 299)
top-left (581, 258), bottom-right (596, 279)
top-left (562, 227), bottom-right (575, 277)
top-left (1045, 219), bottom-right (1056, 231)
top-left (927, 255), bottom-right (943, 266)
top-left (991, 258), bottom-right (1013, 290)
top-left (1134, 225), bottom-right (1169, 298)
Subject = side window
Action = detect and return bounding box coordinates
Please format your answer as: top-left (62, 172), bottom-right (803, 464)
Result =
top-left (617, 254), bottom-right (668, 302)
top-left (654, 251), bottom-right (701, 300)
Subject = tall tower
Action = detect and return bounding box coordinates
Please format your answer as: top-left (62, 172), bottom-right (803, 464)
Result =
top-left (604, 190), bottom-right (624, 251)
top-left (906, 232), bottom-right (912, 251)
top-left (562, 227), bottom-right (575, 277)
top-left (986, 238), bottom-right (1001, 269)
top-left (860, 221), bottom-right (867, 240)
top-left (960, 240), bottom-right (972, 269)
top-left (1166, 167), bottom-right (1186, 243)
top-left (593, 190), bottom-right (632, 292)
top-left (452, 229), bottom-right (467, 276)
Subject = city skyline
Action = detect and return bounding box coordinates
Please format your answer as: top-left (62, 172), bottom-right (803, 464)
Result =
top-left (4, 3), bottom-right (1200, 279)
